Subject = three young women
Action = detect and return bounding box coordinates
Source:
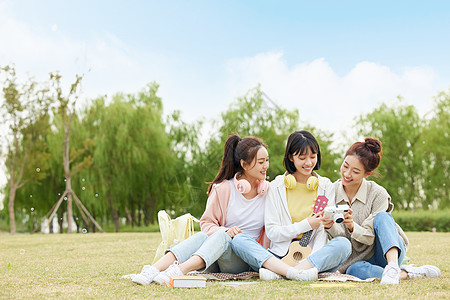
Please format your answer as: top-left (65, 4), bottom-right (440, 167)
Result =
top-left (231, 130), bottom-right (352, 280)
top-left (324, 137), bottom-right (441, 284)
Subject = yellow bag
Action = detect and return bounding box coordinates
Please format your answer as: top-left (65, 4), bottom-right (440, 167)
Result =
top-left (152, 210), bottom-right (200, 264)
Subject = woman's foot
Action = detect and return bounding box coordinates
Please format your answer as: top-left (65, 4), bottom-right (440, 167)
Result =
top-left (153, 262), bottom-right (184, 285)
top-left (259, 268), bottom-right (282, 280)
top-left (132, 265), bottom-right (160, 285)
top-left (401, 264), bottom-right (441, 279)
top-left (380, 263), bottom-right (401, 284)
top-left (292, 268), bottom-right (318, 281)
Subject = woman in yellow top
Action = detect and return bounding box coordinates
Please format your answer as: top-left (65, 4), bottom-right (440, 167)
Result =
top-left (232, 130), bottom-right (352, 280)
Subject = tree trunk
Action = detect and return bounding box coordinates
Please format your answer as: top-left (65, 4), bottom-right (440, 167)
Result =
top-left (148, 192), bottom-right (158, 225)
top-left (107, 193), bottom-right (120, 232)
top-left (143, 201), bottom-right (150, 226)
top-left (130, 198), bottom-right (135, 228)
top-left (137, 203), bottom-right (142, 227)
top-left (63, 121), bottom-right (73, 233)
top-left (58, 209), bottom-right (64, 233)
top-left (124, 207), bottom-right (132, 225)
top-left (67, 190), bottom-right (73, 233)
top-left (8, 185), bottom-right (17, 235)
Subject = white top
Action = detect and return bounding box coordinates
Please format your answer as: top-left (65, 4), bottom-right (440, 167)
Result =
top-left (265, 172), bottom-right (336, 257)
top-left (224, 179), bottom-right (266, 240)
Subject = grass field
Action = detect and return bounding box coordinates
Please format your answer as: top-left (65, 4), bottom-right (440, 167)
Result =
top-left (1, 232), bottom-right (449, 299)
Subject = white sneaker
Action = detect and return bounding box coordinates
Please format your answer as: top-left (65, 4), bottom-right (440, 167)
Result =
top-left (259, 268), bottom-right (282, 280)
top-left (132, 265), bottom-right (160, 285)
top-left (380, 264), bottom-right (401, 284)
top-left (294, 268), bottom-right (318, 281)
top-left (401, 264), bottom-right (441, 279)
top-left (153, 262), bottom-right (183, 285)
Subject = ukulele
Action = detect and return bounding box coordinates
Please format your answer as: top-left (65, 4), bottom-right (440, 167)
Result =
top-left (280, 195), bottom-right (329, 266)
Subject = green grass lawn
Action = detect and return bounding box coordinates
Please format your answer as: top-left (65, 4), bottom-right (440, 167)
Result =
top-left (0, 232), bottom-right (448, 299)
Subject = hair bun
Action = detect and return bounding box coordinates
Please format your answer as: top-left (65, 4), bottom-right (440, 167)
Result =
top-left (364, 137), bottom-right (382, 154)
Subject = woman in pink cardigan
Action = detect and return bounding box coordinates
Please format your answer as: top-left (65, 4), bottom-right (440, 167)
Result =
top-left (133, 134), bottom-right (275, 285)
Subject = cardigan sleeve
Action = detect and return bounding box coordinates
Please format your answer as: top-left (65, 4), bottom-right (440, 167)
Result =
top-left (264, 185), bottom-right (312, 243)
top-left (199, 183), bottom-right (229, 235)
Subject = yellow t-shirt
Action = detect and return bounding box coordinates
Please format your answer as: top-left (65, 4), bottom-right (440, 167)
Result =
top-left (286, 183), bottom-right (317, 239)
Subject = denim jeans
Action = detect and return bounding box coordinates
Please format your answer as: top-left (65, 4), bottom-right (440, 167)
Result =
top-left (308, 236), bottom-right (352, 272)
top-left (169, 231), bottom-right (251, 273)
top-left (231, 232), bottom-right (275, 271)
top-left (232, 233), bottom-right (351, 273)
top-left (346, 212), bottom-right (406, 279)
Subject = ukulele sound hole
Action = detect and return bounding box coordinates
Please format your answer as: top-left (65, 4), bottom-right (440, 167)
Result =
top-left (293, 251), bottom-right (303, 261)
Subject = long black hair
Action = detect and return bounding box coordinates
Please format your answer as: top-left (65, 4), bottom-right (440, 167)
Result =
top-left (207, 134), bottom-right (267, 194)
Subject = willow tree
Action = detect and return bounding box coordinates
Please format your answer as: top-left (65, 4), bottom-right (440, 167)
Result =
top-left (87, 83), bottom-right (172, 231)
top-left (40, 73), bottom-right (99, 233)
top-left (1, 65), bottom-right (50, 234)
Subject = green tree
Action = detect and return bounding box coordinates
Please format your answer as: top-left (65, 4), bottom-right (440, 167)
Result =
top-left (46, 73), bottom-right (96, 233)
top-left (419, 90), bottom-right (450, 209)
top-left (84, 83), bottom-right (173, 231)
top-left (355, 97), bottom-right (424, 209)
top-left (1, 65), bottom-right (51, 234)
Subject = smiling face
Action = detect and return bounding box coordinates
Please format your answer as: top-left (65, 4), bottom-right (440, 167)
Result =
top-left (291, 147), bottom-right (317, 179)
top-left (242, 146), bottom-right (269, 181)
top-left (340, 155), bottom-right (368, 189)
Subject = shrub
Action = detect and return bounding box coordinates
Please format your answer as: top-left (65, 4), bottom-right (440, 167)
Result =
top-left (392, 210), bottom-right (450, 232)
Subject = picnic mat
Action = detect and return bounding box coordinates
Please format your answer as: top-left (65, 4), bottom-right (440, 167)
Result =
top-left (123, 271), bottom-right (375, 282)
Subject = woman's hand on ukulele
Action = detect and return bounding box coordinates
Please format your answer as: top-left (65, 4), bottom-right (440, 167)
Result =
top-left (226, 226), bottom-right (243, 238)
top-left (307, 214), bottom-right (322, 230)
top-left (343, 208), bottom-right (354, 232)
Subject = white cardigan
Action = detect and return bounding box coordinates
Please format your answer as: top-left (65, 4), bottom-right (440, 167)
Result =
top-left (265, 172), bottom-right (336, 257)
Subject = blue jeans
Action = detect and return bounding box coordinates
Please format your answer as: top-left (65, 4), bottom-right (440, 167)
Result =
top-left (346, 212), bottom-right (406, 279)
top-left (232, 233), bottom-right (351, 273)
top-left (169, 231), bottom-right (251, 273)
top-left (308, 236), bottom-right (352, 272)
top-left (231, 233), bottom-right (275, 271)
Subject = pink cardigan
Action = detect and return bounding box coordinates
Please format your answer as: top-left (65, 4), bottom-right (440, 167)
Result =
top-left (199, 180), bottom-right (271, 249)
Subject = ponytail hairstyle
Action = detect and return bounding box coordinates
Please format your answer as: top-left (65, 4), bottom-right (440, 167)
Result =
top-left (345, 137), bottom-right (382, 173)
top-left (283, 130), bottom-right (321, 174)
top-left (207, 134), bottom-right (267, 194)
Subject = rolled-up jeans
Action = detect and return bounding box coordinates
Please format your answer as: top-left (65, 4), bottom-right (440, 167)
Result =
top-left (346, 212), bottom-right (406, 279)
top-left (169, 231), bottom-right (251, 273)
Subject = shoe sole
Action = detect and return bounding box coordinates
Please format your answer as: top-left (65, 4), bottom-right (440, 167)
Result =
top-left (132, 275), bottom-right (150, 285)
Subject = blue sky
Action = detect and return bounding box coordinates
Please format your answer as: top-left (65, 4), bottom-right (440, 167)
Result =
top-left (1, 0), bottom-right (450, 208)
top-left (2, 1), bottom-right (449, 127)
top-left (1, 2), bottom-right (450, 194)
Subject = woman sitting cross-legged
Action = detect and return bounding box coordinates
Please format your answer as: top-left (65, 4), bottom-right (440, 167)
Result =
top-left (325, 137), bottom-right (441, 284)
top-left (133, 134), bottom-right (276, 285)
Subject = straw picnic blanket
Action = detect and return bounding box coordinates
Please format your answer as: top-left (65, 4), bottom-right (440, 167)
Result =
top-left (122, 271), bottom-right (375, 282)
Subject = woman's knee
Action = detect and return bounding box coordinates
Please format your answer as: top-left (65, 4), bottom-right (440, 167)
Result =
top-left (333, 236), bottom-right (352, 256)
top-left (374, 211), bottom-right (392, 227)
top-left (196, 232), bottom-right (208, 240)
top-left (230, 233), bottom-right (253, 251)
top-left (346, 261), bottom-right (370, 275)
top-left (209, 230), bottom-right (231, 246)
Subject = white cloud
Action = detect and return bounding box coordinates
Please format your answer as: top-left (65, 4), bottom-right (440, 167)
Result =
top-left (225, 52), bottom-right (442, 136)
